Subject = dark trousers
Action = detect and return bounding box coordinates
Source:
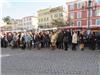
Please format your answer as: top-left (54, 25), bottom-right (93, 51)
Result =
top-left (57, 41), bottom-right (63, 49)
top-left (33, 41), bottom-right (36, 48)
top-left (44, 42), bottom-right (50, 48)
top-left (64, 42), bottom-right (68, 50)
top-left (37, 42), bottom-right (41, 50)
top-left (30, 41), bottom-right (32, 48)
top-left (41, 42), bottom-right (44, 48)
top-left (91, 42), bottom-right (96, 50)
top-left (72, 43), bottom-right (77, 50)
top-left (97, 41), bottom-right (100, 49)
top-left (1, 40), bottom-right (7, 48)
top-left (21, 42), bottom-right (26, 49)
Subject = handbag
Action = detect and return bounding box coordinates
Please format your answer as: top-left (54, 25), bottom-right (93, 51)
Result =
top-left (80, 44), bottom-right (84, 49)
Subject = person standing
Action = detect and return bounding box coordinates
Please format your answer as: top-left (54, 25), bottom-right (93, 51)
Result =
top-left (44, 32), bottom-right (50, 48)
top-left (50, 31), bottom-right (58, 50)
top-left (96, 32), bottom-right (100, 49)
top-left (72, 31), bottom-right (78, 50)
top-left (56, 30), bottom-right (64, 49)
top-left (20, 33), bottom-right (26, 49)
top-left (1, 35), bottom-right (8, 48)
top-left (90, 32), bottom-right (96, 50)
top-left (79, 31), bottom-right (85, 51)
top-left (63, 31), bottom-right (68, 51)
top-left (35, 32), bottom-right (42, 50)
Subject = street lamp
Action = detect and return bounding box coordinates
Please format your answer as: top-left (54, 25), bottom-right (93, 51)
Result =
top-left (88, 0), bottom-right (92, 30)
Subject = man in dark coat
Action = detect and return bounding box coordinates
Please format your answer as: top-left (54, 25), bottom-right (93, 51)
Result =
top-left (56, 30), bottom-right (64, 49)
top-left (67, 30), bottom-right (72, 45)
top-left (90, 32), bottom-right (96, 50)
top-left (63, 31), bottom-right (68, 51)
top-left (44, 33), bottom-right (50, 48)
top-left (1, 36), bottom-right (8, 48)
top-left (96, 32), bottom-right (100, 49)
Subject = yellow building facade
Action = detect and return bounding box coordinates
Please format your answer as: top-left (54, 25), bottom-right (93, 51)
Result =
top-left (37, 6), bottom-right (65, 28)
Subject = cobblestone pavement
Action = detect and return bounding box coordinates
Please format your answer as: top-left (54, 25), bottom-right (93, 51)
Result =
top-left (1, 48), bottom-right (100, 75)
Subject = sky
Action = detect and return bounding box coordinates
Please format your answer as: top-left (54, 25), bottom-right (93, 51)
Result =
top-left (0, 0), bottom-right (76, 20)
top-left (1, 0), bottom-right (99, 20)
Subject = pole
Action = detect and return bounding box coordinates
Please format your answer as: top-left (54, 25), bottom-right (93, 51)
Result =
top-left (88, 0), bottom-right (92, 30)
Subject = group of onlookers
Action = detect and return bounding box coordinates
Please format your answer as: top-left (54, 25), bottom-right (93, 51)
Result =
top-left (1, 30), bottom-right (100, 51)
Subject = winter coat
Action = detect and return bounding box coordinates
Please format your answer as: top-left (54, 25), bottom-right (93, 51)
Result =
top-left (24, 35), bottom-right (32, 43)
top-left (57, 32), bottom-right (64, 43)
top-left (79, 34), bottom-right (84, 44)
top-left (51, 33), bottom-right (58, 43)
top-left (72, 33), bottom-right (78, 44)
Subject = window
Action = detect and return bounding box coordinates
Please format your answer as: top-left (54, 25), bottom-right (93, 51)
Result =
top-left (29, 18), bottom-right (31, 21)
top-left (27, 22), bottom-right (28, 25)
top-left (96, 19), bottom-right (100, 25)
top-left (70, 21), bottom-right (74, 26)
top-left (51, 15), bottom-right (53, 19)
top-left (41, 18), bottom-right (43, 22)
top-left (96, 9), bottom-right (100, 16)
top-left (77, 2), bottom-right (81, 9)
top-left (47, 17), bottom-right (49, 21)
top-left (30, 22), bottom-right (31, 25)
top-left (70, 3), bottom-right (74, 10)
top-left (77, 21), bottom-right (81, 26)
top-left (87, 9), bottom-right (92, 17)
top-left (59, 13), bottom-right (63, 17)
top-left (70, 13), bottom-right (74, 19)
top-left (27, 18), bottom-right (29, 21)
top-left (81, 2), bottom-right (85, 8)
top-left (77, 12), bottom-right (81, 18)
top-left (44, 18), bottom-right (46, 21)
top-left (54, 14), bottom-right (58, 18)
top-left (38, 19), bottom-right (40, 22)
top-left (96, 0), bottom-right (100, 5)
top-left (87, 20), bottom-right (92, 26)
top-left (39, 19), bottom-right (41, 22)
top-left (24, 19), bottom-right (25, 21)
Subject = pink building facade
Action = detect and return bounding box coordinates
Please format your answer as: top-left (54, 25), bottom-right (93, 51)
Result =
top-left (67, 0), bottom-right (100, 28)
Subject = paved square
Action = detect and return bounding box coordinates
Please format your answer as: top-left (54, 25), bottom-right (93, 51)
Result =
top-left (1, 48), bottom-right (100, 75)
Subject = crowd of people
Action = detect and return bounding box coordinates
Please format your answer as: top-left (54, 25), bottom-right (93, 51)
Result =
top-left (1, 30), bottom-right (100, 51)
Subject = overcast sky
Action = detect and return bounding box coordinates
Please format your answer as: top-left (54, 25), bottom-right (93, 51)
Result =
top-left (0, 0), bottom-right (76, 20)
top-left (1, 0), bottom-right (100, 20)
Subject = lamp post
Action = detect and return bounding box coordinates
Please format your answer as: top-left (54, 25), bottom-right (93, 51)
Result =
top-left (88, 0), bottom-right (92, 30)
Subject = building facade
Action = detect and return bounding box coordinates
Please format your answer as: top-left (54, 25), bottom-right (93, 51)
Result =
top-left (37, 6), bottom-right (66, 28)
top-left (14, 19), bottom-right (23, 30)
top-left (1, 19), bottom-right (16, 31)
top-left (1, 16), bottom-right (38, 31)
top-left (13, 16), bottom-right (38, 31)
top-left (22, 16), bottom-right (38, 30)
top-left (67, 0), bottom-right (100, 28)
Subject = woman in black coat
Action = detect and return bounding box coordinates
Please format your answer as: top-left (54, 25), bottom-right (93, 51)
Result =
top-left (79, 32), bottom-right (85, 51)
top-left (63, 31), bottom-right (68, 51)
top-left (1, 36), bottom-right (8, 48)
